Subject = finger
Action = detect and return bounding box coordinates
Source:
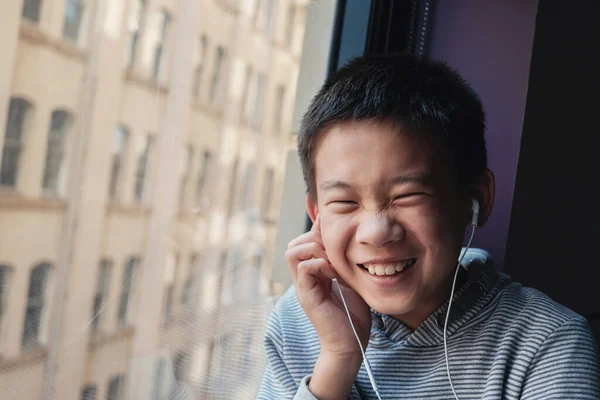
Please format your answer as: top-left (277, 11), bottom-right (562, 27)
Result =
top-left (287, 230), bottom-right (323, 249)
top-left (285, 242), bottom-right (329, 281)
top-left (311, 214), bottom-right (321, 236)
top-left (297, 258), bottom-right (337, 293)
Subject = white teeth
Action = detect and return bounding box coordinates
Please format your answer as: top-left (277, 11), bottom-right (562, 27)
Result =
top-left (364, 259), bottom-right (415, 276)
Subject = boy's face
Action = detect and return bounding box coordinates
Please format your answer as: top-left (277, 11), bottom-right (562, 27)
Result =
top-left (307, 120), bottom-right (475, 328)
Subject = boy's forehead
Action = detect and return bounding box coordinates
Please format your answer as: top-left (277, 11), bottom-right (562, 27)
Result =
top-left (313, 120), bottom-right (445, 188)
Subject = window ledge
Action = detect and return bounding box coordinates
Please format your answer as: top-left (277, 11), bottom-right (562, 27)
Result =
top-left (20, 22), bottom-right (87, 63)
top-left (0, 191), bottom-right (67, 211)
top-left (106, 203), bottom-right (152, 216)
top-left (88, 326), bottom-right (135, 350)
top-left (214, 0), bottom-right (240, 15)
top-left (0, 347), bottom-right (47, 373)
top-left (124, 68), bottom-right (169, 95)
top-left (193, 97), bottom-right (223, 118)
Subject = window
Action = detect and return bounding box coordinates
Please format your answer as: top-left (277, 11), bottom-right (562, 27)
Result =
top-left (0, 265), bottom-right (10, 323)
top-left (91, 259), bottom-right (112, 331)
top-left (22, 0), bottom-right (42, 22)
top-left (163, 284), bottom-right (173, 323)
top-left (262, 168), bottom-right (274, 216)
top-left (134, 135), bottom-right (153, 203)
top-left (63, 0), bottom-right (84, 41)
top-left (195, 150), bottom-right (211, 205)
top-left (263, 0), bottom-right (277, 36)
top-left (249, 73), bottom-right (266, 130)
top-left (173, 352), bottom-right (185, 381)
top-left (285, 4), bottom-right (296, 48)
top-left (226, 159), bottom-right (239, 217)
top-left (180, 254), bottom-right (198, 305)
top-left (240, 65), bottom-right (253, 123)
top-left (108, 125), bottom-right (129, 201)
top-left (80, 385), bottom-right (97, 400)
top-left (126, 0), bottom-right (146, 67)
top-left (22, 262), bottom-right (51, 348)
top-left (152, 10), bottom-right (171, 80)
top-left (43, 110), bottom-right (71, 194)
top-left (1, 98), bottom-right (31, 186)
top-left (153, 359), bottom-right (166, 400)
top-left (209, 46), bottom-right (226, 104)
top-left (238, 163), bottom-right (256, 210)
top-left (193, 35), bottom-right (208, 96)
top-left (106, 375), bottom-right (124, 400)
top-left (117, 257), bottom-right (138, 327)
top-left (178, 144), bottom-right (193, 209)
top-left (273, 85), bottom-right (285, 134)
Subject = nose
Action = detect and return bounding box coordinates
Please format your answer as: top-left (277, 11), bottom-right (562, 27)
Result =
top-left (355, 211), bottom-right (405, 247)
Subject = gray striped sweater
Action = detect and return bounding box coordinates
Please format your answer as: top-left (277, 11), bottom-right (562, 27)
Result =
top-left (257, 249), bottom-right (600, 399)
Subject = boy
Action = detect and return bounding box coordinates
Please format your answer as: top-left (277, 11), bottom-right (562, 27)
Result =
top-left (257, 54), bottom-right (599, 399)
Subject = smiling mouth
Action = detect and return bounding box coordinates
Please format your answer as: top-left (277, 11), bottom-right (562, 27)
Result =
top-left (358, 258), bottom-right (417, 276)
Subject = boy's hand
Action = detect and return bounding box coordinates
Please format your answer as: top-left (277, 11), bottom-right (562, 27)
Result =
top-left (285, 215), bottom-right (372, 399)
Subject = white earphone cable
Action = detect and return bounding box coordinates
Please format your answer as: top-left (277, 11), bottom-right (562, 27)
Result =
top-left (333, 278), bottom-right (383, 400)
top-left (444, 225), bottom-right (476, 400)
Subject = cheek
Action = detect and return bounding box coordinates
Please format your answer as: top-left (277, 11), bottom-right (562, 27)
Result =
top-left (321, 215), bottom-right (355, 261)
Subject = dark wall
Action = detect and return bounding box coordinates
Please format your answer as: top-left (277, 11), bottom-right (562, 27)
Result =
top-left (428, 0), bottom-right (539, 268)
top-left (504, 0), bottom-right (600, 341)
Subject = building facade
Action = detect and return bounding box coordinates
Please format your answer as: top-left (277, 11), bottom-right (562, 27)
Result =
top-left (0, 0), bottom-right (307, 398)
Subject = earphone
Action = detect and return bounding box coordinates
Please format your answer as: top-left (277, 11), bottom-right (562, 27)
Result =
top-left (333, 198), bottom-right (480, 400)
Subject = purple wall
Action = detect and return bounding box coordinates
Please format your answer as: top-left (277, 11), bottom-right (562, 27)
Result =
top-left (429, 0), bottom-right (539, 268)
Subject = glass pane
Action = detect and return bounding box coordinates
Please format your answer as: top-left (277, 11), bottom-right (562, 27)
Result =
top-left (0, 0), bottom-right (317, 398)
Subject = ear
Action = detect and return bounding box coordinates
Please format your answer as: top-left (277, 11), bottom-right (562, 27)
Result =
top-left (472, 168), bottom-right (495, 227)
top-left (305, 195), bottom-right (319, 223)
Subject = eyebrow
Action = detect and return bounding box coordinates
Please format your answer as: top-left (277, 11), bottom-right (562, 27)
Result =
top-left (319, 172), bottom-right (433, 192)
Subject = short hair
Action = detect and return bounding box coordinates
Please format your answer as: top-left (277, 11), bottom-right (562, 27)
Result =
top-left (298, 53), bottom-right (487, 199)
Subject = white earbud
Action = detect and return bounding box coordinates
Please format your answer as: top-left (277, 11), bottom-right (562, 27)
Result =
top-left (471, 198), bottom-right (480, 227)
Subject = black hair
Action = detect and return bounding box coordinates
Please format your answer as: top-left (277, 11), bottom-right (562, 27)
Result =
top-left (298, 53), bottom-right (487, 199)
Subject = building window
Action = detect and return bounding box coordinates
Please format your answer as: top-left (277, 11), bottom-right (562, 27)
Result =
top-left (134, 135), bottom-right (153, 203)
top-left (193, 35), bottom-right (208, 96)
top-left (63, 0), bottom-right (84, 41)
top-left (42, 110), bottom-right (71, 194)
top-left (91, 259), bottom-right (112, 331)
top-left (153, 359), bottom-right (166, 400)
top-left (285, 4), bottom-right (296, 48)
top-left (1, 98), bottom-right (31, 186)
top-left (80, 384), bottom-right (97, 400)
top-left (195, 151), bottom-right (211, 205)
top-left (209, 46), bottom-right (226, 104)
top-left (106, 375), bottom-right (124, 400)
top-left (173, 352), bottom-right (186, 381)
top-left (178, 145), bottom-right (193, 209)
top-left (117, 257), bottom-right (138, 327)
top-left (262, 168), bottom-right (275, 216)
top-left (152, 10), bottom-right (171, 80)
top-left (273, 85), bottom-right (285, 134)
top-left (180, 254), bottom-right (198, 305)
top-left (0, 265), bottom-right (10, 324)
top-left (240, 65), bottom-right (253, 123)
top-left (22, 0), bottom-right (42, 22)
top-left (22, 262), bottom-right (51, 349)
top-left (263, 0), bottom-right (277, 36)
top-left (249, 73), bottom-right (266, 130)
top-left (108, 125), bottom-right (129, 202)
top-left (126, 0), bottom-right (146, 67)
top-left (226, 159), bottom-right (239, 217)
top-left (238, 163), bottom-right (256, 210)
top-left (162, 284), bottom-right (173, 323)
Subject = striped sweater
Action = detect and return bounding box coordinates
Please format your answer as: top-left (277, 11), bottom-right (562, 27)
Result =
top-left (257, 249), bottom-right (600, 399)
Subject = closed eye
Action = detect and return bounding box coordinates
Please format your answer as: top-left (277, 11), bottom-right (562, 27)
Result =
top-left (394, 192), bottom-right (429, 201)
